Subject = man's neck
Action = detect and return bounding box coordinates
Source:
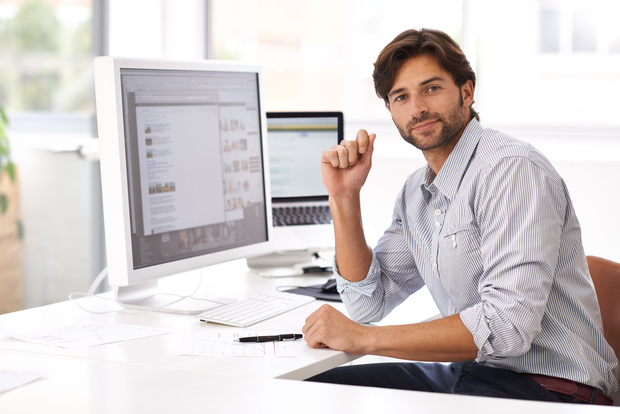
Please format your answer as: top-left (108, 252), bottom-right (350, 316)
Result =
top-left (423, 117), bottom-right (471, 175)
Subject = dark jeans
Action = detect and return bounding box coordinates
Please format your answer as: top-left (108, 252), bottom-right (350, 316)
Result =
top-left (306, 361), bottom-right (585, 404)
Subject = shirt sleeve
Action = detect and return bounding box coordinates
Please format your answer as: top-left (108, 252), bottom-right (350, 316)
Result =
top-left (460, 154), bottom-right (568, 361)
top-left (335, 187), bottom-right (425, 324)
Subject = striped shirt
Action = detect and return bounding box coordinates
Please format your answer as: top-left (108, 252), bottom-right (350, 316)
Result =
top-left (336, 119), bottom-right (619, 396)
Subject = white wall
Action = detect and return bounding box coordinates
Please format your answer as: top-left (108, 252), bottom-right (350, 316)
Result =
top-left (12, 142), bottom-right (104, 308)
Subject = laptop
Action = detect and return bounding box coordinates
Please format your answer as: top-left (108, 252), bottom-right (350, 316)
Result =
top-left (265, 111), bottom-right (343, 253)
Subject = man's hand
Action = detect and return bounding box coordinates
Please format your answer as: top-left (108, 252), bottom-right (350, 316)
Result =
top-left (302, 304), bottom-right (370, 355)
top-left (321, 129), bottom-right (376, 198)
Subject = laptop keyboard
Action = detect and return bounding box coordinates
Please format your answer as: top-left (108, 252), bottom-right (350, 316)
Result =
top-left (273, 205), bottom-right (332, 226)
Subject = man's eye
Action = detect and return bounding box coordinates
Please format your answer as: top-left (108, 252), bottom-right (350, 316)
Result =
top-left (395, 94), bottom-right (407, 101)
top-left (428, 86), bottom-right (440, 92)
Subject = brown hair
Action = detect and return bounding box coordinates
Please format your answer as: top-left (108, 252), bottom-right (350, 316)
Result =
top-left (373, 28), bottom-right (479, 121)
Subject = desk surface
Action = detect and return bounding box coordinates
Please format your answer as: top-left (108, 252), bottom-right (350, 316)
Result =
top-left (1, 260), bottom-right (612, 412)
top-left (0, 260), bottom-right (361, 380)
top-left (0, 349), bottom-right (613, 414)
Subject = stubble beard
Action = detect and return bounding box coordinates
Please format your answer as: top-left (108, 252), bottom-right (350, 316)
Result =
top-left (396, 95), bottom-right (467, 151)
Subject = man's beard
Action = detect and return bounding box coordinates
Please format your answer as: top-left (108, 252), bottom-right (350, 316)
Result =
top-left (396, 94), bottom-right (466, 151)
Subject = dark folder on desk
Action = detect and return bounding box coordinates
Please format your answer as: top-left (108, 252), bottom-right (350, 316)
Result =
top-left (283, 285), bottom-right (342, 302)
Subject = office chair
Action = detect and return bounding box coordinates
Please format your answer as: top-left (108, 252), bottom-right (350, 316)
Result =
top-left (586, 255), bottom-right (620, 405)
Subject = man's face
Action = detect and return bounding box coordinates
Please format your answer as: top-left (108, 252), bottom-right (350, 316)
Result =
top-left (386, 53), bottom-right (473, 151)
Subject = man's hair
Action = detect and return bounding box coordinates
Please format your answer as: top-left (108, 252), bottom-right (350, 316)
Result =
top-left (373, 28), bottom-right (479, 121)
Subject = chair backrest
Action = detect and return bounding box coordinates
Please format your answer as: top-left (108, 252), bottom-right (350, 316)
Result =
top-left (586, 255), bottom-right (620, 367)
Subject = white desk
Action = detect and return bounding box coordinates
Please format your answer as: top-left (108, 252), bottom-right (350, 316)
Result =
top-left (0, 349), bottom-right (612, 414)
top-left (0, 260), bottom-right (614, 412)
top-left (0, 260), bottom-right (360, 380)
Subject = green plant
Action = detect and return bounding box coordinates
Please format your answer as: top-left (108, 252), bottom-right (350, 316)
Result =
top-left (0, 105), bottom-right (15, 215)
top-left (0, 104), bottom-right (22, 241)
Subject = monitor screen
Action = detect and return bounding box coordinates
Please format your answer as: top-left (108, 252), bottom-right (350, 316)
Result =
top-left (94, 57), bottom-right (274, 313)
top-left (120, 68), bottom-right (267, 269)
top-left (266, 112), bottom-right (343, 200)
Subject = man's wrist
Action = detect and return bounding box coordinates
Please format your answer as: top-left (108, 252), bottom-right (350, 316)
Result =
top-left (329, 193), bottom-right (362, 218)
top-left (360, 325), bottom-right (383, 355)
top-left (329, 191), bottom-right (361, 205)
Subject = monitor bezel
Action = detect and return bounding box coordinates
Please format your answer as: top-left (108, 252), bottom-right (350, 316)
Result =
top-left (94, 56), bottom-right (274, 289)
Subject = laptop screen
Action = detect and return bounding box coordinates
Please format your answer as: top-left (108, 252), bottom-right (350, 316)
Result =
top-left (267, 112), bottom-right (343, 201)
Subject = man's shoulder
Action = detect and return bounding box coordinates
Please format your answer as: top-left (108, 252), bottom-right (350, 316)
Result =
top-left (474, 126), bottom-right (561, 182)
top-left (475, 128), bottom-right (532, 162)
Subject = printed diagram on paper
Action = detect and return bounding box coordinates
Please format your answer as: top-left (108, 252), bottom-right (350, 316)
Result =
top-left (179, 331), bottom-right (302, 357)
top-left (12, 323), bottom-right (172, 349)
top-left (0, 370), bottom-right (43, 394)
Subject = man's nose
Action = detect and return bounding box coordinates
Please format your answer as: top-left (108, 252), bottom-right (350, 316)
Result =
top-left (409, 97), bottom-right (428, 117)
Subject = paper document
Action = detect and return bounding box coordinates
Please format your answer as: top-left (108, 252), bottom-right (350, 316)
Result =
top-left (0, 370), bottom-right (43, 394)
top-left (179, 331), bottom-right (303, 357)
top-left (12, 322), bottom-right (172, 349)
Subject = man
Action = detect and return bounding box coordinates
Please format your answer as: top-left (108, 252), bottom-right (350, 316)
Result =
top-left (301, 28), bottom-right (618, 405)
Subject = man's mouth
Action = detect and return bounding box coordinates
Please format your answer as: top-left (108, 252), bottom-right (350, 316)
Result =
top-left (412, 119), bottom-right (439, 132)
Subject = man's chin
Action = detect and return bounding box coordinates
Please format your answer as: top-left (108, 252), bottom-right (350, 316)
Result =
top-left (403, 133), bottom-right (441, 151)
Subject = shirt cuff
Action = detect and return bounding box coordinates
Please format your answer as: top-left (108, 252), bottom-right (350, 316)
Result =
top-left (460, 304), bottom-right (494, 362)
top-left (333, 248), bottom-right (381, 297)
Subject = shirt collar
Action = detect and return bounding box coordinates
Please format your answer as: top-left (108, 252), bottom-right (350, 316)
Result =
top-left (419, 118), bottom-right (483, 202)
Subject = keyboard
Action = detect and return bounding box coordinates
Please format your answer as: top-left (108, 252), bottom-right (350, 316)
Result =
top-left (196, 291), bottom-right (315, 327)
top-left (273, 205), bottom-right (332, 226)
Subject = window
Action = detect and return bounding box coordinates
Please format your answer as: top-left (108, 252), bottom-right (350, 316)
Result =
top-left (572, 10), bottom-right (596, 52)
top-left (211, 0), bottom-right (464, 122)
top-left (540, 0), bottom-right (620, 54)
top-left (0, 0), bottom-right (95, 134)
top-left (540, 9), bottom-right (560, 53)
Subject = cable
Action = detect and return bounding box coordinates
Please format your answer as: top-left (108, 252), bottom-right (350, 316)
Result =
top-left (87, 266), bottom-right (109, 296)
top-left (68, 267), bottom-right (226, 315)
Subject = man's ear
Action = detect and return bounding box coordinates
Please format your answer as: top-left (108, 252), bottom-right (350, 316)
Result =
top-left (386, 100), bottom-right (392, 114)
top-left (461, 80), bottom-right (474, 107)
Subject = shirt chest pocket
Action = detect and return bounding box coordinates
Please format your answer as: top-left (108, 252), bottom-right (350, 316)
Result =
top-left (438, 222), bottom-right (483, 299)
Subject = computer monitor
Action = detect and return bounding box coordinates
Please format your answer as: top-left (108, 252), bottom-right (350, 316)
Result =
top-left (93, 56), bottom-right (274, 314)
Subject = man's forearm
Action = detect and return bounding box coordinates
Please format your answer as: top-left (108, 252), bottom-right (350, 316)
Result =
top-left (330, 193), bottom-right (372, 282)
top-left (303, 305), bottom-right (479, 361)
top-left (363, 314), bottom-right (478, 362)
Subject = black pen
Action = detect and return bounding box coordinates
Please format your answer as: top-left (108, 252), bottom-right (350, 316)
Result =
top-left (234, 334), bottom-right (303, 343)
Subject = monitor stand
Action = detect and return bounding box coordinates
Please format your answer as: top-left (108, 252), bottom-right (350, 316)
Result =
top-left (114, 280), bottom-right (234, 315)
top-left (246, 248), bottom-right (334, 278)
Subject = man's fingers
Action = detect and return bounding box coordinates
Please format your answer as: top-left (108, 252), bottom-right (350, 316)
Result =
top-left (343, 140), bottom-right (359, 166)
top-left (322, 148), bottom-right (341, 168)
top-left (303, 322), bottom-right (327, 348)
top-left (303, 305), bottom-right (336, 348)
top-left (356, 129), bottom-right (371, 154)
top-left (321, 131), bottom-right (376, 170)
top-left (367, 133), bottom-right (376, 156)
top-left (336, 145), bottom-right (350, 168)
top-left (360, 133), bottom-right (376, 163)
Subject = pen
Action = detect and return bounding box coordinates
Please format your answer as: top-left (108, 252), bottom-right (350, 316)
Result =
top-left (234, 334), bottom-right (303, 343)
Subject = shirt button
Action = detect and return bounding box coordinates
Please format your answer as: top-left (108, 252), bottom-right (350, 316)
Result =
top-left (435, 209), bottom-right (441, 215)
top-left (435, 221), bottom-right (441, 227)
top-left (432, 262), bottom-right (437, 268)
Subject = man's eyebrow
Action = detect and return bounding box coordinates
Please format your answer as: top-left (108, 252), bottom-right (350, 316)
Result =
top-left (387, 87), bottom-right (406, 99)
top-left (420, 76), bottom-right (447, 86)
